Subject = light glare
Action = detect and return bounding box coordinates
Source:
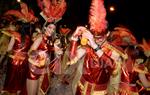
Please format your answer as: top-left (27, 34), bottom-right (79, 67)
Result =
top-left (110, 6), bottom-right (115, 12)
top-left (17, 0), bottom-right (21, 3)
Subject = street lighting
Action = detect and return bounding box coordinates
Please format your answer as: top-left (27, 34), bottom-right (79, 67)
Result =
top-left (109, 6), bottom-right (115, 12)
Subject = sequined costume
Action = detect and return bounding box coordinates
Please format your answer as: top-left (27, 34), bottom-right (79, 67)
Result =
top-left (76, 46), bottom-right (115, 95)
top-left (118, 56), bottom-right (139, 95)
top-left (27, 34), bottom-right (53, 94)
top-left (117, 45), bottom-right (148, 95)
top-left (28, 36), bottom-right (48, 79)
top-left (1, 2), bottom-right (37, 94)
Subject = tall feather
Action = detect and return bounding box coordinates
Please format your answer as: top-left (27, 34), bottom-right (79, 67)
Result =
top-left (89, 0), bottom-right (107, 35)
top-left (37, 0), bottom-right (67, 23)
top-left (4, 10), bottom-right (24, 20)
top-left (4, 2), bottom-right (37, 23)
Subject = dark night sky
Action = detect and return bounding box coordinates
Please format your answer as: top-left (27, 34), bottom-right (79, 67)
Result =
top-left (61, 0), bottom-right (150, 41)
top-left (105, 0), bottom-right (150, 41)
top-left (0, 0), bottom-right (149, 41)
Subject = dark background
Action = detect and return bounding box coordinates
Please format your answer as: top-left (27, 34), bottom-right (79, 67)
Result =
top-left (0, 0), bottom-right (149, 41)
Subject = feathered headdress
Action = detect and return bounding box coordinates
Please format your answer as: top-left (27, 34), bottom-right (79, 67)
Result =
top-left (37, 0), bottom-right (67, 23)
top-left (4, 2), bottom-right (37, 23)
top-left (110, 26), bottom-right (137, 46)
top-left (88, 0), bottom-right (107, 35)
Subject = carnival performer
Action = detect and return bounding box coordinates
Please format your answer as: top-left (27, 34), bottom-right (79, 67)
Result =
top-left (66, 0), bottom-right (131, 95)
top-left (26, 0), bottom-right (67, 95)
top-left (27, 23), bottom-right (56, 95)
top-left (117, 45), bottom-right (149, 95)
top-left (47, 36), bottom-right (70, 95)
top-left (1, 2), bottom-right (37, 94)
top-left (103, 26), bottom-right (137, 95)
top-left (39, 23), bottom-right (74, 95)
top-left (0, 15), bottom-right (18, 92)
top-left (67, 26), bottom-right (126, 95)
top-left (49, 25), bottom-right (71, 75)
top-left (108, 26), bottom-right (150, 95)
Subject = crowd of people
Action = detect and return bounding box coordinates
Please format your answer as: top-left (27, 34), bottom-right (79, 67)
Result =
top-left (0, 0), bottom-right (150, 95)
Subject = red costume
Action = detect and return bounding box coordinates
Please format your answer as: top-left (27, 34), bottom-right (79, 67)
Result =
top-left (68, 0), bottom-right (118, 94)
top-left (108, 26), bottom-right (142, 95)
top-left (27, 34), bottom-right (54, 94)
top-left (119, 56), bottom-right (139, 94)
top-left (3, 31), bottom-right (31, 93)
top-left (37, 0), bottom-right (67, 22)
top-left (33, 0), bottom-right (67, 94)
top-left (3, 2), bottom-right (37, 94)
top-left (28, 35), bottom-right (51, 80)
top-left (76, 46), bottom-right (115, 95)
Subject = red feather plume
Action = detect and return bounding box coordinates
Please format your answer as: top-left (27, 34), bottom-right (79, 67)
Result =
top-left (37, 0), bottom-right (67, 23)
top-left (89, 0), bottom-right (107, 35)
top-left (4, 2), bottom-right (37, 23)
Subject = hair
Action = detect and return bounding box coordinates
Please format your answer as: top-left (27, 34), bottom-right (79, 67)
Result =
top-left (16, 21), bottom-right (35, 47)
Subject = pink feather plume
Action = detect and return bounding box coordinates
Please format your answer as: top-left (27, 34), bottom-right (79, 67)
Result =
top-left (89, 0), bottom-right (107, 35)
top-left (4, 2), bottom-right (37, 23)
top-left (37, 0), bottom-right (67, 23)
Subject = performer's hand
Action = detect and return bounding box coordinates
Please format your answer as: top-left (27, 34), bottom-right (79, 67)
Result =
top-left (74, 26), bottom-right (87, 36)
top-left (71, 26), bottom-right (87, 41)
top-left (82, 30), bottom-right (97, 49)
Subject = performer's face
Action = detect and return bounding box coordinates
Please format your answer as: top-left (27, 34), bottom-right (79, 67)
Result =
top-left (45, 24), bottom-right (56, 37)
top-left (95, 36), bottom-right (105, 45)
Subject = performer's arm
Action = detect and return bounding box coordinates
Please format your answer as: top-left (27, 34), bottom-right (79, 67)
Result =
top-left (91, 42), bottom-right (104, 58)
top-left (68, 26), bottom-right (104, 65)
top-left (7, 36), bottom-right (15, 52)
top-left (67, 47), bottom-right (86, 65)
top-left (81, 29), bottom-right (104, 58)
top-left (69, 26), bottom-right (86, 59)
top-left (28, 34), bottom-right (42, 53)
